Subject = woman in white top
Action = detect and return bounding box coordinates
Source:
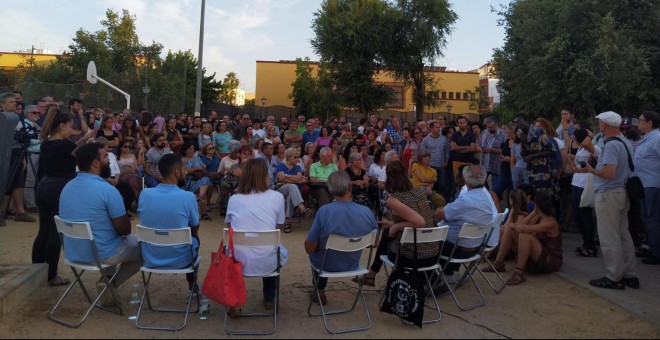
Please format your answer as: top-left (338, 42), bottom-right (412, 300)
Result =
top-left (569, 128), bottom-right (600, 257)
top-left (225, 157), bottom-right (288, 314)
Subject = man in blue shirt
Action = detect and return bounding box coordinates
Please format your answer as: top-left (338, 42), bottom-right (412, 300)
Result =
top-left (305, 171), bottom-right (378, 305)
top-left (138, 153), bottom-right (200, 291)
top-left (302, 119), bottom-right (320, 145)
top-left (59, 143), bottom-right (139, 305)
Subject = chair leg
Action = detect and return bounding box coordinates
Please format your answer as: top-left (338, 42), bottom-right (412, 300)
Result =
top-left (476, 257), bottom-right (506, 294)
top-left (224, 275), bottom-right (279, 336)
top-left (441, 263), bottom-right (487, 312)
top-left (135, 271), bottom-right (199, 331)
top-left (309, 274), bottom-right (372, 334)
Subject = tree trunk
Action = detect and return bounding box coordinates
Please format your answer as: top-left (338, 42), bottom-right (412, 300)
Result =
top-left (413, 67), bottom-right (425, 121)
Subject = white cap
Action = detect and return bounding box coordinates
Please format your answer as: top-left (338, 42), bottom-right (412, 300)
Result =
top-left (595, 111), bottom-right (622, 127)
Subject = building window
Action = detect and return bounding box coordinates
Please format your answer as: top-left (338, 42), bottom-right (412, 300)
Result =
top-left (449, 92), bottom-right (454, 100)
top-left (386, 85), bottom-right (404, 109)
top-left (441, 91), bottom-right (447, 99)
top-left (456, 92), bottom-right (462, 100)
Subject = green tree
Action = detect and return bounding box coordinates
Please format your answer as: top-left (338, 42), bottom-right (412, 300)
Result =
top-left (289, 58), bottom-right (342, 122)
top-left (493, 0), bottom-right (660, 119)
top-left (311, 0), bottom-right (394, 115)
top-left (219, 72), bottom-right (240, 104)
top-left (384, 0), bottom-right (457, 120)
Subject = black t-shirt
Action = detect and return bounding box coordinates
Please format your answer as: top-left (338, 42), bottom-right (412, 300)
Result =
top-left (451, 130), bottom-right (477, 163)
top-left (96, 129), bottom-right (118, 141)
top-left (176, 123), bottom-right (190, 135)
top-left (39, 139), bottom-right (77, 178)
top-left (345, 166), bottom-right (367, 195)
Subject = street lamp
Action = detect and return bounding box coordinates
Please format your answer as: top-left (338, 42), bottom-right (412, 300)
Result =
top-left (446, 103), bottom-right (453, 114)
top-left (261, 97), bottom-right (267, 118)
top-left (142, 85), bottom-right (150, 109)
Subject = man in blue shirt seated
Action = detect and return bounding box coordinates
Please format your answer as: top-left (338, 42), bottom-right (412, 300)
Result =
top-left (59, 143), bottom-right (140, 306)
top-left (137, 153), bottom-right (200, 292)
top-left (305, 171), bottom-right (378, 305)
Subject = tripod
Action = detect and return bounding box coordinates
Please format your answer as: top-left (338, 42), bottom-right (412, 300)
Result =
top-left (2, 144), bottom-right (39, 218)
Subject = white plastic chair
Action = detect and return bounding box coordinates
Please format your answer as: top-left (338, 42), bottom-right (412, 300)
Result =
top-left (49, 216), bottom-right (123, 328)
top-left (135, 225), bottom-right (200, 331)
top-left (307, 229), bottom-right (378, 334)
top-left (438, 222), bottom-right (492, 311)
top-left (222, 228), bottom-right (281, 336)
top-left (380, 225), bottom-right (449, 325)
top-left (474, 208), bottom-right (509, 294)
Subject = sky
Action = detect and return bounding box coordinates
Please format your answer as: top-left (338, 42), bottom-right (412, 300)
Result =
top-left (1, 0), bottom-right (509, 93)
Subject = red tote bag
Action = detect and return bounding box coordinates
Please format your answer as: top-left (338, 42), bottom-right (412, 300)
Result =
top-left (202, 228), bottom-right (247, 307)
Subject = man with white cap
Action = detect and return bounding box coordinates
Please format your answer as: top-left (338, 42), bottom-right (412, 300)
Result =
top-left (576, 111), bottom-right (639, 290)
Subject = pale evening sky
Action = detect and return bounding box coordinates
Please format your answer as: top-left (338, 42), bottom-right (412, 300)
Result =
top-left (1, 0), bottom-right (509, 93)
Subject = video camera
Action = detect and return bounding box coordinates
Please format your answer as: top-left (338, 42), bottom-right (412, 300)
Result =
top-left (14, 116), bottom-right (39, 148)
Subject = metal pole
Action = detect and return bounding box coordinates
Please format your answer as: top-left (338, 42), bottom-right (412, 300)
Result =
top-left (193, 0), bottom-right (206, 117)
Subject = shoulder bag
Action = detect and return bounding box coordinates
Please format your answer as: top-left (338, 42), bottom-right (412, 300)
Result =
top-left (202, 228), bottom-right (247, 307)
top-left (605, 137), bottom-right (644, 200)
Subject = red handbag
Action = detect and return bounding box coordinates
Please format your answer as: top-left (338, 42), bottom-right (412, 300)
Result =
top-left (202, 228), bottom-right (247, 307)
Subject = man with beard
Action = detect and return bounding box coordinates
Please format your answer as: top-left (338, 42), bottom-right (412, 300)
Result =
top-left (450, 115), bottom-right (477, 178)
top-left (59, 143), bottom-right (140, 306)
top-left (137, 153), bottom-right (200, 292)
top-left (144, 133), bottom-right (172, 188)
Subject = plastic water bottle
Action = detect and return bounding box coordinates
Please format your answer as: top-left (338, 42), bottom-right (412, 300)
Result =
top-left (199, 294), bottom-right (210, 320)
top-left (127, 282), bottom-right (141, 320)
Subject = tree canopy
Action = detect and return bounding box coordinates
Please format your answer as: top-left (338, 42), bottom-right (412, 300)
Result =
top-left (289, 58), bottom-right (341, 121)
top-left (493, 0), bottom-right (660, 119)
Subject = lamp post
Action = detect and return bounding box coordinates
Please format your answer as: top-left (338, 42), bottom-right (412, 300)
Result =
top-left (142, 85), bottom-right (150, 110)
top-left (446, 103), bottom-right (453, 122)
top-left (261, 97), bottom-right (267, 118)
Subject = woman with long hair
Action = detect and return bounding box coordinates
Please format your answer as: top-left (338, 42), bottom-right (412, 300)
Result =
top-left (180, 142), bottom-right (212, 220)
top-left (33, 107), bottom-right (94, 287)
top-left (138, 110), bottom-right (154, 138)
top-left (316, 127), bottom-right (333, 148)
top-left (242, 125), bottom-right (255, 147)
top-left (117, 139), bottom-right (141, 199)
top-left (484, 191), bottom-right (562, 285)
top-left (273, 142), bottom-right (287, 167)
top-left (163, 117), bottom-right (183, 154)
top-left (143, 122), bottom-right (159, 149)
top-left (198, 121), bottom-right (213, 150)
top-left (266, 125), bottom-right (282, 146)
top-left (302, 142), bottom-right (319, 176)
top-left (337, 141), bottom-right (358, 171)
top-left (96, 116), bottom-right (119, 148)
top-left (118, 115), bottom-right (140, 144)
top-left (356, 160), bottom-right (436, 287)
top-left (225, 158), bottom-right (288, 315)
top-left (410, 148), bottom-right (446, 208)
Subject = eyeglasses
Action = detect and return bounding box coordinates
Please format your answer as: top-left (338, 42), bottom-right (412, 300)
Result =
top-left (28, 111), bottom-right (40, 114)
top-left (241, 151), bottom-right (251, 155)
top-left (122, 145), bottom-right (131, 149)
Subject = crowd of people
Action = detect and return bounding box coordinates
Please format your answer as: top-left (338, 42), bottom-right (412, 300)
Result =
top-left (2, 90), bottom-right (658, 324)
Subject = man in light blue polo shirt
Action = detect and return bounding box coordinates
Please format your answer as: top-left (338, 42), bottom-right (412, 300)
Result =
top-left (633, 111), bottom-right (660, 265)
top-left (59, 143), bottom-right (139, 305)
top-left (138, 153), bottom-right (200, 291)
top-left (305, 171), bottom-right (377, 305)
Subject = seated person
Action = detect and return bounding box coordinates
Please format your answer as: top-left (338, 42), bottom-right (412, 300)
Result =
top-left (305, 171), bottom-right (378, 305)
top-left (144, 133), bottom-right (172, 188)
top-left (309, 147), bottom-right (339, 208)
top-left (96, 137), bottom-right (136, 218)
top-left (410, 148), bottom-right (446, 208)
top-left (58, 143), bottom-right (140, 306)
top-left (482, 191), bottom-right (562, 285)
top-left (344, 152), bottom-right (370, 207)
top-left (180, 142), bottom-right (212, 220)
top-left (270, 147), bottom-right (308, 233)
top-left (137, 153), bottom-right (200, 292)
top-left (357, 161), bottom-right (436, 287)
top-left (225, 158), bottom-right (288, 315)
top-left (199, 142), bottom-right (222, 207)
top-left (434, 165), bottom-right (498, 284)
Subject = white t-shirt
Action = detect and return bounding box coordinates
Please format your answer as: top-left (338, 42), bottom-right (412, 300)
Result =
top-left (225, 190), bottom-right (288, 275)
top-left (571, 145), bottom-right (602, 188)
top-left (553, 137), bottom-right (565, 150)
top-left (253, 128), bottom-right (266, 140)
top-left (368, 163), bottom-right (386, 181)
top-left (108, 152), bottom-right (121, 177)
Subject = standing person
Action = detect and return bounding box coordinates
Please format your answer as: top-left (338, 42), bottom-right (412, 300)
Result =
top-left (492, 123), bottom-right (515, 202)
top-left (32, 108), bottom-right (92, 286)
top-left (67, 98), bottom-right (89, 144)
top-left (450, 116), bottom-right (477, 179)
top-left (213, 120), bottom-right (232, 157)
top-left (634, 111), bottom-right (660, 265)
top-left (511, 124), bottom-right (529, 189)
top-left (197, 121), bottom-right (213, 150)
top-left (420, 121), bottom-right (449, 198)
top-left (21, 105), bottom-right (43, 214)
top-left (386, 116), bottom-right (404, 152)
top-left (225, 158), bottom-right (288, 314)
top-left (58, 143), bottom-right (140, 305)
top-left (577, 111), bottom-right (639, 290)
top-left (138, 153), bottom-right (200, 293)
top-left (479, 117), bottom-right (506, 189)
top-left (305, 171), bottom-right (378, 305)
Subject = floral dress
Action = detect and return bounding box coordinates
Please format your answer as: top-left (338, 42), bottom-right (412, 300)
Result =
top-left (184, 155), bottom-right (212, 194)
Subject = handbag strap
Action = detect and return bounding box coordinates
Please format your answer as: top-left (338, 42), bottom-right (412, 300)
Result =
top-left (227, 227), bottom-right (237, 261)
top-left (412, 228), bottom-right (419, 270)
top-left (604, 137), bottom-right (634, 172)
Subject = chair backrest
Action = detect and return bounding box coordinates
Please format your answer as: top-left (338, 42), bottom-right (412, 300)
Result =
top-left (136, 225), bottom-right (192, 246)
top-left (494, 208), bottom-right (509, 227)
top-left (457, 222), bottom-right (492, 241)
top-left (54, 215), bottom-right (93, 240)
top-left (223, 228), bottom-right (281, 247)
top-left (325, 230), bottom-right (377, 253)
top-left (399, 225), bottom-right (449, 245)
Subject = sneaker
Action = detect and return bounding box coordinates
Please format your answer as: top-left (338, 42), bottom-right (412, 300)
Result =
top-left (641, 256), bottom-right (660, 265)
top-left (27, 207), bottom-right (39, 214)
top-left (13, 213), bottom-right (36, 223)
top-left (228, 307), bottom-right (242, 318)
top-left (444, 271), bottom-right (462, 284)
top-left (96, 281), bottom-right (117, 307)
top-left (636, 246), bottom-right (652, 258)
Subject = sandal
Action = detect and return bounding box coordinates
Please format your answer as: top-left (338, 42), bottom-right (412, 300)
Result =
top-left (48, 275), bottom-right (70, 287)
top-left (506, 270), bottom-right (527, 286)
top-left (282, 223), bottom-right (292, 234)
top-left (352, 274), bottom-right (376, 287)
top-left (481, 261), bottom-right (506, 273)
top-left (575, 247), bottom-right (598, 257)
top-left (589, 276), bottom-right (624, 290)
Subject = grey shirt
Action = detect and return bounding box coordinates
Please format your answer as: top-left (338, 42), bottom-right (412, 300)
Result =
top-left (593, 134), bottom-right (632, 193)
top-left (420, 133), bottom-right (448, 168)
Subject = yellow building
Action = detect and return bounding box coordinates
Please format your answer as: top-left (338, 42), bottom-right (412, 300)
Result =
top-left (255, 60), bottom-right (480, 119)
top-left (0, 51), bottom-right (59, 73)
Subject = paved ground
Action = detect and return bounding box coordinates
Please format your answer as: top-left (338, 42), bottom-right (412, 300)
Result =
top-left (558, 232), bottom-right (660, 327)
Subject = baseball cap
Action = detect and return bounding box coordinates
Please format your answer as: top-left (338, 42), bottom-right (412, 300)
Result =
top-left (595, 111), bottom-right (622, 127)
top-left (620, 117), bottom-right (639, 128)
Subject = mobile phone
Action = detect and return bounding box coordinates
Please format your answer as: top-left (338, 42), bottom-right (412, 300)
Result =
top-left (579, 161), bottom-right (586, 168)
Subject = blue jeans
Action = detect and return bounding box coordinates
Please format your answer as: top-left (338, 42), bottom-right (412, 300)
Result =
top-left (493, 172), bottom-right (511, 199)
top-left (511, 167), bottom-right (528, 189)
top-left (263, 277), bottom-right (278, 302)
top-left (641, 187), bottom-right (660, 256)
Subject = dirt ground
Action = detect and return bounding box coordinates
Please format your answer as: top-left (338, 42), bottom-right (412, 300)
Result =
top-left (1, 209), bottom-right (659, 339)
